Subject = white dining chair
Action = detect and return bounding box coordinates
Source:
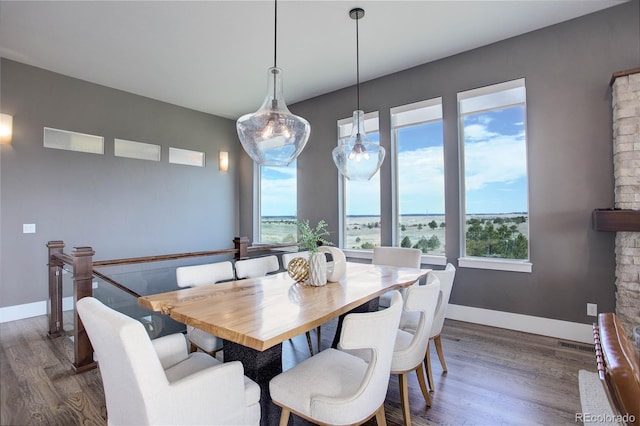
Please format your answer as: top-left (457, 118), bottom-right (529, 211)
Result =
top-left (281, 251), bottom-right (309, 269)
top-left (234, 255), bottom-right (280, 279)
top-left (175, 261), bottom-right (234, 356)
top-left (399, 263), bottom-right (456, 392)
top-left (425, 263), bottom-right (457, 390)
top-left (391, 274), bottom-right (441, 425)
top-left (269, 291), bottom-right (404, 426)
top-left (373, 246), bottom-right (422, 308)
top-left (77, 297), bottom-right (261, 425)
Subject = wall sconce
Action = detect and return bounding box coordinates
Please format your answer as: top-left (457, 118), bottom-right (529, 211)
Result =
top-left (0, 114), bottom-right (13, 144)
top-left (219, 151), bottom-right (229, 172)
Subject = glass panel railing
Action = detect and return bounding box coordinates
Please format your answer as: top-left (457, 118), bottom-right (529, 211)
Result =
top-left (91, 256), bottom-right (233, 339)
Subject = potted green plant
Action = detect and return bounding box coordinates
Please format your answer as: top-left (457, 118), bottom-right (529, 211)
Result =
top-left (296, 220), bottom-right (332, 286)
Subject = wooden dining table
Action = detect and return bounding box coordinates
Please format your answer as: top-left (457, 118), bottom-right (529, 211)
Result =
top-left (139, 261), bottom-right (430, 426)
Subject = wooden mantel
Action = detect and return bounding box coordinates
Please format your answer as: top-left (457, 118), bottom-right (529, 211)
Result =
top-left (593, 209), bottom-right (640, 232)
top-left (610, 67), bottom-right (640, 86)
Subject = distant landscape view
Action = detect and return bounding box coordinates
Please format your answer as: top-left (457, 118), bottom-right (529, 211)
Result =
top-left (261, 213), bottom-right (529, 259)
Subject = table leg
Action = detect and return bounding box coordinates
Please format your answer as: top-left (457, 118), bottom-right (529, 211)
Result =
top-left (331, 297), bottom-right (379, 348)
top-left (224, 341), bottom-right (283, 426)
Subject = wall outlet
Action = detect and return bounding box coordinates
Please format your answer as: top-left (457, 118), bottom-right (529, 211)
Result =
top-left (587, 303), bottom-right (598, 317)
top-left (22, 223), bottom-right (36, 234)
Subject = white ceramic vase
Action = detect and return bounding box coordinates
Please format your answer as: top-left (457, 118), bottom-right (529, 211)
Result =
top-left (308, 252), bottom-right (328, 286)
top-left (317, 246), bottom-right (346, 282)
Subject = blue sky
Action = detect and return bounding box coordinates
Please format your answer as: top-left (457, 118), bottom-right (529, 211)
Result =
top-left (261, 106), bottom-right (528, 217)
top-left (260, 162), bottom-right (296, 216)
top-left (462, 107), bottom-right (528, 214)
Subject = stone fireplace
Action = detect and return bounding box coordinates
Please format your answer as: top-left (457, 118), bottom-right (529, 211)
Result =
top-left (611, 68), bottom-right (640, 342)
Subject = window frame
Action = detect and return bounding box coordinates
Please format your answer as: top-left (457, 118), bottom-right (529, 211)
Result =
top-left (337, 111), bottom-right (381, 253)
top-left (391, 98), bottom-right (447, 266)
top-left (457, 78), bottom-right (532, 273)
top-left (254, 161), bottom-right (298, 244)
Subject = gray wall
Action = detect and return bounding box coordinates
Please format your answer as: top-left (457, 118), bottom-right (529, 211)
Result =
top-left (0, 59), bottom-right (240, 308)
top-left (242, 2), bottom-right (640, 324)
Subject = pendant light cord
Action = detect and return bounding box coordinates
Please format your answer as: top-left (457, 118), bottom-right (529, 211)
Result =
top-left (355, 11), bottom-right (360, 112)
top-left (272, 0), bottom-right (278, 105)
top-left (274, 0), bottom-right (278, 69)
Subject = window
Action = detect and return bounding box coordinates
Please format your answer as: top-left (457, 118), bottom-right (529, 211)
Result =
top-left (258, 161), bottom-right (297, 243)
top-left (458, 78), bottom-right (530, 268)
top-left (391, 98), bottom-right (445, 256)
top-left (338, 112), bottom-right (381, 251)
top-left (44, 127), bottom-right (104, 154)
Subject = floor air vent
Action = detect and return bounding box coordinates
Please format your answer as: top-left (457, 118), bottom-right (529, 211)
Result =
top-left (558, 341), bottom-right (595, 352)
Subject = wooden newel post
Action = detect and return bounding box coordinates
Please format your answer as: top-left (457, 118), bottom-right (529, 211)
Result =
top-left (234, 236), bottom-right (250, 260)
top-left (72, 246), bottom-right (97, 373)
top-left (47, 240), bottom-right (65, 338)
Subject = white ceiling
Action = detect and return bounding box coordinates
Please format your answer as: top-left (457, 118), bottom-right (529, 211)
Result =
top-left (0, 0), bottom-right (625, 120)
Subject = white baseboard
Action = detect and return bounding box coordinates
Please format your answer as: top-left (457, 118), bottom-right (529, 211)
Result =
top-left (0, 297), bottom-right (74, 324)
top-left (1, 298), bottom-right (593, 344)
top-left (446, 304), bottom-right (594, 344)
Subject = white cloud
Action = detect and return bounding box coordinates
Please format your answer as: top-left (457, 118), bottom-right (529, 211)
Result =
top-left (397, 146), bottom-right (445, 213)
top-left (463, 130), bottom-right (527, 191)
top-left (261, 166), bottom-right (297, 216)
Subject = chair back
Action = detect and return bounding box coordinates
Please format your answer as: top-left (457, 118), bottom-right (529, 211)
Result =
top-left (372, 246), bottom-right (421, 268)
top-left (392, 276), bottom-right (441, 371)
top-left (430, 263), bottom-right (456, 338)
top-left (234, 255), bottom-right (279, 279)
top-left (77, 297), bottom-right (168, 425)
top-left (176, 261), bottom-right (234, 287)
top-left (281, 251), bottom-right (310, 269)
top-left (335, 291), bottom-right (404, 419)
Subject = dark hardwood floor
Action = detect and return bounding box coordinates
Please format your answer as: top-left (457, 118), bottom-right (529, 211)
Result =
top-left (1, 312), bottom-right (595, 425)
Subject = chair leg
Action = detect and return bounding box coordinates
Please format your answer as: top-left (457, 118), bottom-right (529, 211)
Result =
top-left (279, 408), bottom-right (291, 426)
top-left (398, 373), bottom-right (411, 426)
top-left (424, 340), bottom-right (434, 392)
top-left (415, 363), bottom-right (432, 406)
top-left (305, 331), bottom-right (314, 355)
top-left (316, 326), bottom-right (321, 351)
top-left (374, 404), bottom-right (387, 426)
top-left (434, 334), bottom-right (448, 373)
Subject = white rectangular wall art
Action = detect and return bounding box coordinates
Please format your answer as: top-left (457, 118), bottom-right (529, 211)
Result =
top-left (44, 127), bottom-right (104, 154)
top-left (169, 147), bottom-right (205, 167)
top-left (114, 138), bottom-right (161, 161)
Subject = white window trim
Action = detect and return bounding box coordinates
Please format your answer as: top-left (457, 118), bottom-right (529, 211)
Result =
top-left (458, 257), bottom-right (532, 273)
top-left (253, 162), bottom-right (261, 243)
top-left (457, 78), bottom-right (531, 269)
top-left (390, 97), bottom-right (444, 251)
top-left (337, 111), bottom-right (381, 251)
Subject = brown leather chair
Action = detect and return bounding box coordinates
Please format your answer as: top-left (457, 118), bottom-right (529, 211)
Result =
top-left (593, 313), bottom-right (640, 426)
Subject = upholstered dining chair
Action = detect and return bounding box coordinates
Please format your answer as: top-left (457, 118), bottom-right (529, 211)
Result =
top-left (175, 261), bottom-right (235, 356)
top-left (373, 246), bottom-right (422, 308)
top-left (77, 297), bottom-right (261, 426)
top-left (234, 255), bottom-right (280, 279)
top-left (425, 263), bottom-right (456, 390)
top-left (391, 274), bottom-right (441, 426)
top-left (399, 263), bottom-right (457, 392)
top-left (281, 250), bottom-right (310, 268)
top-left (269, 291), bottom-right (404, 426)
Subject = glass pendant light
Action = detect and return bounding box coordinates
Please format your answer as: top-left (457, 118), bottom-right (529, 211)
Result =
top-left (332, 7), bottom-right (385, 181)
top-left (236, 0), bottom-right (310, 166)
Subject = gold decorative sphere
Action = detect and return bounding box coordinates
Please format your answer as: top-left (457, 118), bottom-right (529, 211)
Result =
top-left (287, 257), bottom-right (309, 283)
